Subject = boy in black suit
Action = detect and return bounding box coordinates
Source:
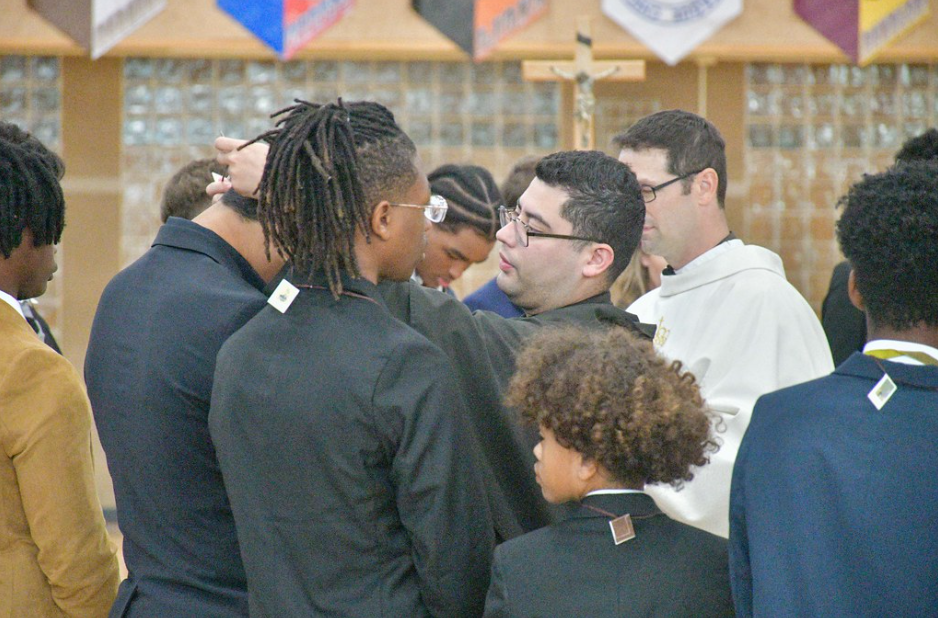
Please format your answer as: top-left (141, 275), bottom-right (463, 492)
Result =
top-left (484, 327), bottom-right (734, 617)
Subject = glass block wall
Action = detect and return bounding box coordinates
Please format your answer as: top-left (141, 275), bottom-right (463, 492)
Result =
top-left (741, 62), bottom-right (938, 312)
top-left (121, 58), bottom-right (561, 292)
top-left (0, 56), bottom-right (63, 338)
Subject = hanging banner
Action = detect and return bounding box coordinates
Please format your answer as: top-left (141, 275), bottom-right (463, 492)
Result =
top-left (601, 0), bottom-right (742, 66)
top-left (28, 0), bottom-right (166, 59)
top-left (795, 0), bottom-right (929, 65)
top-left (413, 0), bottom-right (547, 61)
top-left (218, 0), bottom-right (355, 60)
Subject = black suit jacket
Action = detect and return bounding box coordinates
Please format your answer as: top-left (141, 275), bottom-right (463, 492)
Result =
top-left (210, 271), bottom-right (494, 617)
top-left (380, 282), bottom-right (653, 542)
top-left (821, 261), bottom-right (866, 366)
top-left (484, 493), bottom-right (734, 618)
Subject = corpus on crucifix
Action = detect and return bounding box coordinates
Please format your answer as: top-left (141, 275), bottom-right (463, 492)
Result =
top-left (523, 16), bottom-right (645, 150)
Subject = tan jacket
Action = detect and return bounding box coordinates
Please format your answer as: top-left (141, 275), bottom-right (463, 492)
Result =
top-left (0, 303), bottom-right (118, 617)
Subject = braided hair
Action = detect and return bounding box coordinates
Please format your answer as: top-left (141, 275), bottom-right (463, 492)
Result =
top-left (0, 126), bottom-right (65, 259)
top-left (247, 99), bottom-right (417, 296)
top-left (428, 164), bottom-right (501, 239)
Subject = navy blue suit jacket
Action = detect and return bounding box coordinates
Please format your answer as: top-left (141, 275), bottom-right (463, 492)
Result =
top-left (462, 276), bottom-right (524, 318)
top-left (730, 352), bottom-right (938, 617)
top-left (85, 218), bottom-right (268, 617)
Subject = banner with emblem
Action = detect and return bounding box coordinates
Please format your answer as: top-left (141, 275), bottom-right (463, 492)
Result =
top-left (28, 0), bottom-right (166, 58)
top-left (795, 0), bottom-right (929, 65)
top-left (413, 0), bottom-right (547, 61)
top-left (601, 0), bottom-right (742, 66)
top-left (217, 0), bottom-right (355, 60)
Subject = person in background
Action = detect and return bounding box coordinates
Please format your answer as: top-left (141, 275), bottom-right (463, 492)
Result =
top-left (610, 247), bottom-right (668, 309)
top-left (730, 160), bottom-right (938, 617)
top-left (0, 125), bottom-right (119, 617)
top-left (160, 157), bottom-right (228, 223)
top-left (462, 155), bottom-right (539, 317)
top-left (414, 164), bottom-right (501, 292)
top-left (821, 127), bottom-right (938, 366)
top-left (484, 327), bottom-right (732, 618)
top-left (0, 122), bottom-right (63, 352)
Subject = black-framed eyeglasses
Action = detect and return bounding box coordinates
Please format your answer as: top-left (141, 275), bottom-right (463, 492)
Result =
top-left (390, 194), bottom-right (448, 223)
top-left (498, 206), bottom-right (601, 248)
top-left (640, 169), bottom-right (705, 203)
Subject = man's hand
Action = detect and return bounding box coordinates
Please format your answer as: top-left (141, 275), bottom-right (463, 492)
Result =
top-left (208, 136), bottom-right (270, 198)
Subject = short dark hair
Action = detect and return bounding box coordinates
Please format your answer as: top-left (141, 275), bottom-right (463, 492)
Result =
top-left (428, 164), bottom-right (501, 239)
top-left (837, 161), bottom-right (938, 330)
top-left (219, 188), bottom-right (259, 221)
top-left (612, 109), bottom-right (728, 208)
top-left (160, 157), bottom-right (228, 222)
top-left (894, 128), bottom-right (938, 164)
top-left (0, 126), bottom-right (65, 259)
top-left (500, 155), bottom-right (540, 210)
top-left (534, 150), bottom-right (644, 283)
top-left (506, 327), bottom-right (716, 487)
top-left (250, 99), bottom-right (417, 296)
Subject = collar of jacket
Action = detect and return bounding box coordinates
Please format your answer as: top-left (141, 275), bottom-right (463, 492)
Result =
top-left (155, 217), bottom-right (267, 293)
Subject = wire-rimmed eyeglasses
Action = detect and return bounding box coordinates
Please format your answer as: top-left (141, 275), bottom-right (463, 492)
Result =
top-left (498, 206), bottom-right (601, 248)
top-left (640, 169), bottom-right (705, 203)
top-left (390, 194), bottom-right (448, 223)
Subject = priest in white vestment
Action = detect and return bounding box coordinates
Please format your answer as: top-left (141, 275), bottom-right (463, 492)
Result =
top-left (615, 110), bottom-right (834, 537)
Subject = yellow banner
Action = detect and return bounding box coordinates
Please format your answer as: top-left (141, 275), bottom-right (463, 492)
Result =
top-left (859, 0), bottom-right (929, 64)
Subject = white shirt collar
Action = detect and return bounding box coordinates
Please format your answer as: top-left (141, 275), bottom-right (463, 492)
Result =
top-left (585, 488), bottom-right (646, 496)
top-left (674, 238), bottom-right (744, 275)
top-left (0, 289), bottom-right (26, 320)
top-left (864, 339), bottom-right (938, 366)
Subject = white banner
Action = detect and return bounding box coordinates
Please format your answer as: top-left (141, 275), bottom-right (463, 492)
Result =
top-left (93, 0), bottom-right (166, 59)
top-left (601, 0), bottom-right (742, 65)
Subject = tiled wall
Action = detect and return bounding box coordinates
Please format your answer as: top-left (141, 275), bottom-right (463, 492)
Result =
top-left (120, 59), bottom-right (562, 280)
top-left (0, 56), bottom-right (63, 338)
top-left (740, 63), bottom-right (938, 312)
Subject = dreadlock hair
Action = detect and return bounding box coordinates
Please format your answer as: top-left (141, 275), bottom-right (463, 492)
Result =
top-left (0, 130), bottom-right (66, 259)
top-left (428, 164), bottom-right (501, 239)
top-left (248, 99), bottom-right (418, 296)
top-left (0, 121), bottom-right (65, 181)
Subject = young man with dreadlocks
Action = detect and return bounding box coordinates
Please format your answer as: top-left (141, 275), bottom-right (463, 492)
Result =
top-left (0, 121), bottom-right (64, 351)
top-left (208, 100), bottom-right (493, 617)
top-left (213, 144), bottom-right (652, 545)
top-left (0, 124), bottom-right (119, 616)
top-left (85, 185), bottom-right (284, 614)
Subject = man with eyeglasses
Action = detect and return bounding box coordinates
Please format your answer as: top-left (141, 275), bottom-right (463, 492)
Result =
top-left (378, 150), bottom-right (653, 542)
top-left (613, 109), bottom-right (833, 538)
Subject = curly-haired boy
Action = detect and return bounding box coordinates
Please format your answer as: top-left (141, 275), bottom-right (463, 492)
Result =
top-left (483, 327), bottom-right (733, 617)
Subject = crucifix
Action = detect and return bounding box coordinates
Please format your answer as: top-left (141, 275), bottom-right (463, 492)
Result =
top-left (523, 16), bottom-right (646, 150)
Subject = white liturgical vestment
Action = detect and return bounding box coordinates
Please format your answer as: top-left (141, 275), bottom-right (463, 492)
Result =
top-left (629, 242), bottom-right (834, 537)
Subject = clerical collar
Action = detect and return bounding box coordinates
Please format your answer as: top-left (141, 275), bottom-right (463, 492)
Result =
top-left (864, 340), bottom-right (938, 366)
top-left (663, 233), bottom-right (741, 276)
top-left (0, 288), bottom-right (25, 320)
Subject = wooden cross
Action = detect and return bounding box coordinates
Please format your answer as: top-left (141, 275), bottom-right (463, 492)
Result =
top-left (523, 16), bottom-right (646, 150)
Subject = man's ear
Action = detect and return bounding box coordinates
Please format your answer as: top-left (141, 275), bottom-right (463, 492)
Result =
top-left (370, 201), bottom-right (393, 241)
top-left (695, 167), bottom-right (719, 205)
top-left (847, 266), bottom-right (865, 311)
top-left (582, 243), bottom-right (615, 279)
